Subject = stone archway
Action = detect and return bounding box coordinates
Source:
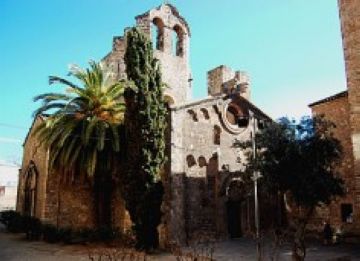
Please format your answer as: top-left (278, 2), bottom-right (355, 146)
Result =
top-left (23, 162), bottom-right (38, 217)
top-left (225, 178), bottom-right (246, 238)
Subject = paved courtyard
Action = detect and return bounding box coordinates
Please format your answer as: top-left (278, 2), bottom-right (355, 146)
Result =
top-left (214, 238), bottom-right (360, 261)
top-left (0, 226), bottom-right (359, 260)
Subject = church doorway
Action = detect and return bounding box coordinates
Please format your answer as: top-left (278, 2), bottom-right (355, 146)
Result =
top-left (227, 200), bottom-right (242, 238)
top-left (226, 178), bottom-right (246, 238)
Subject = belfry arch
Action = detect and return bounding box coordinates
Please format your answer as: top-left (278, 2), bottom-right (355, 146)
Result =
top-left (151, 17), bottom-right (165, 51)
top-left (173, 25), bottom-right (185, 57)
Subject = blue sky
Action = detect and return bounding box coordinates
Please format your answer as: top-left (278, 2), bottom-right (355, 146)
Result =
top-left (0, 0), bottom-right (346, 164)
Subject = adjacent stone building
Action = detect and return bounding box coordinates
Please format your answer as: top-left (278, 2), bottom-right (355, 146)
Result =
top-left (308, 0), bottom-right (360, 235)
top-left (17, 4), bottom-right (272, 246)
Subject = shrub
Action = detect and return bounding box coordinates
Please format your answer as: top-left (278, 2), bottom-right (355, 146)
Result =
top-left (0, 210), bottom-right (17, 225)
top-left (96, 226), bottom-right (119, 242)
top-left (78, 228), bottom-right (93, 241)
top-left (42, 224), bottom-right (60, 243)
top-left (24, 216), bottom-right (42, 240)
top-left (57, 227), bottom-right (73, 244)
top-left (0, 211), bottom-right (27, 233)
top-left (1, 211), bottom-right (129, 246)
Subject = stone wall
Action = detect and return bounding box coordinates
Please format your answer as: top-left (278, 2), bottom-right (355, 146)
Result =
top-left (17, 116), bottom-right (49, 220)
top-left (43, 173), bottom-right (95, 229)
top-left (310, 94), bottom-right (359, 232)
top-left (137, 4), bottom-right (192, 105)
top-left (101, 37), bottom-right (126, 82)
top-left (168, 94), bottom-right (269, 244)
top-left (338, 0), bottom-right (360, 230)
top-left (18, 116), bottom-right (129, 231)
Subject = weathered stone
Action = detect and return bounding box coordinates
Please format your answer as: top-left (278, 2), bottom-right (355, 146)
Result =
top-left (17, 3), bottom-right (272, 247)
top-left (307, 0), bottom-right (360, 235)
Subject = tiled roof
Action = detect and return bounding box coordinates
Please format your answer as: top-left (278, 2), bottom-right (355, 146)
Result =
top-left (308, 91), bottom-right (348, 107)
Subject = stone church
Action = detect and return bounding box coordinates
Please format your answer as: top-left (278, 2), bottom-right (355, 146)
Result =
top-left (16, 4), bottom-right (271, 245)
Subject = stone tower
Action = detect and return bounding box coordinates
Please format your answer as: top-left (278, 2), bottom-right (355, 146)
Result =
top-left (102, 4), bottom-right (192, 106)
top-left (207, 65), bottom-right (251, 100)
top-left (338, 0), bottom-right (360, 221)
top-left (136, 4), bottom-right (192, 105)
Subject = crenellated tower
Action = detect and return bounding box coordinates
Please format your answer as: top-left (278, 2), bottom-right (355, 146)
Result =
top-left (207, 65), bottom-right (251, 100)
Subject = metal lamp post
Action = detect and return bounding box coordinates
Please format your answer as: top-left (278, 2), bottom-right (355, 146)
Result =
top-left (239, 111), bottom-right (262, 261)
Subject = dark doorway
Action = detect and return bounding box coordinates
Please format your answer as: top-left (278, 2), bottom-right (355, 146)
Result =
top-left (227, 200), bottom-right (242, 238)
top-left (24, 162), bottom-right (38, 217)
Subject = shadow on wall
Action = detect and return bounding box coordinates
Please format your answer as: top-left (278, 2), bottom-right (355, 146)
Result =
top-left (171, 152), bottom-right (287, 245)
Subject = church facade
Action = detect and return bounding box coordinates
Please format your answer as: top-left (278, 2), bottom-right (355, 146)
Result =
top-left (16, 4), bottom-right (271, 246)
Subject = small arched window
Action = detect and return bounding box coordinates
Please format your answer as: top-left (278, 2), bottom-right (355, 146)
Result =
top-left (172, 25), bottom-right (184, 57)
top-left (213, 125), bottom-right (221, 145)
top-left (200, 108), bottom-right (210, 120)
top-left (187, 109), bottom-right (198, 122)
top-left (206, 155), bottom-right (219, 200)
top-left (151, 18), bottom-right (165, 51)
top-left (186, 155), bottom-right (196, 168)
top-left (198, 156), bottom-right (207, 168)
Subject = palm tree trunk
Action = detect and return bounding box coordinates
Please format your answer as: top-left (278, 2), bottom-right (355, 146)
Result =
top-left (94, 167), bottom-right (113, 229)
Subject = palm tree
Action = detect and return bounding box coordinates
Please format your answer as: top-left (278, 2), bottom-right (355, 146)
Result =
top-left (33, 61), bottom-right (128, 228)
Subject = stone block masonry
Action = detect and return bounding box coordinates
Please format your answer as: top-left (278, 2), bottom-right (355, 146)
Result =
top-left (338, 0), bottom-right (360, 232)
top-left (310, 93), bottom-right (358, 232)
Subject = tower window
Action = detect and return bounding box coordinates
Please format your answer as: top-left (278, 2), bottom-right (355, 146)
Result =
top-left (200, 108), bottom-right (210, 120)
top-left (152, 18), bottom-right (165, 51)
top-left (173, 25), bottom-right (184, 57)
top-left (214, 125), bottom-right (221, 145)
top-left (198, 156), bottom-right (207, 168)
top-left (186, 155), bottom-right (196, 168)
top-left (187, 109), bottom-right (198, 122)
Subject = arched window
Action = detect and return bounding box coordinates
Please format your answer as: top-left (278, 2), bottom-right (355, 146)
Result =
top-left (226, 104), bottom-right (240, 125)
top-left (172, 25), bottom-right (184, 57)
top-left (206, 155), bottom-right (219, 200)
top-left (151, 18), bottom-right (165, 51)
top-left (198, 156), bottom-right (207, 168)
top-left (186, 155), bottom-right (196, 168)
top-left (24, 162), bottom-right (38, 217)
top-left (200, 108), bottom-right (210, 120)
top-left (214, 125), bottom-right (221, 145)
top-left (187, 109), bottom-right (198, 122)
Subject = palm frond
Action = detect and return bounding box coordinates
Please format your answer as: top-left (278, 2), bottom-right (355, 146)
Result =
top-left (33, 60), bottom-right (126, 180)
top-left (33, 93), bottom-right (73, 103)
top-left (32, 103), bottom-right (68, 117)
top-left (84, 117), bottom-right (99, 145)
top-left (49, 76), bottom-right (81, 90)
top-left (96, 121), bottom-right (107, 151)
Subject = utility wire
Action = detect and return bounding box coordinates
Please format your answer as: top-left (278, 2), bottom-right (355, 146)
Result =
top-left (0, 123), bottom-right (28, 130)
top-left (0, 122), bottom-right (121, 141)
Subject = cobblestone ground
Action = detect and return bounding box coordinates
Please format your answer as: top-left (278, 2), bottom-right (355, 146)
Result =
top-left (1, 226), bottom-right (359, 261)
top-left (213, 238), bottom-right (360, 261)
top-left (0, 226), bottom-right (174, 261)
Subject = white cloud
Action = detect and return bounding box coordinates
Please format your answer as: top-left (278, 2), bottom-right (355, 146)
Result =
top-left (0, 137), bottom-right (22, 144)
top-left (0, 160), bottom-right (19, 186)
